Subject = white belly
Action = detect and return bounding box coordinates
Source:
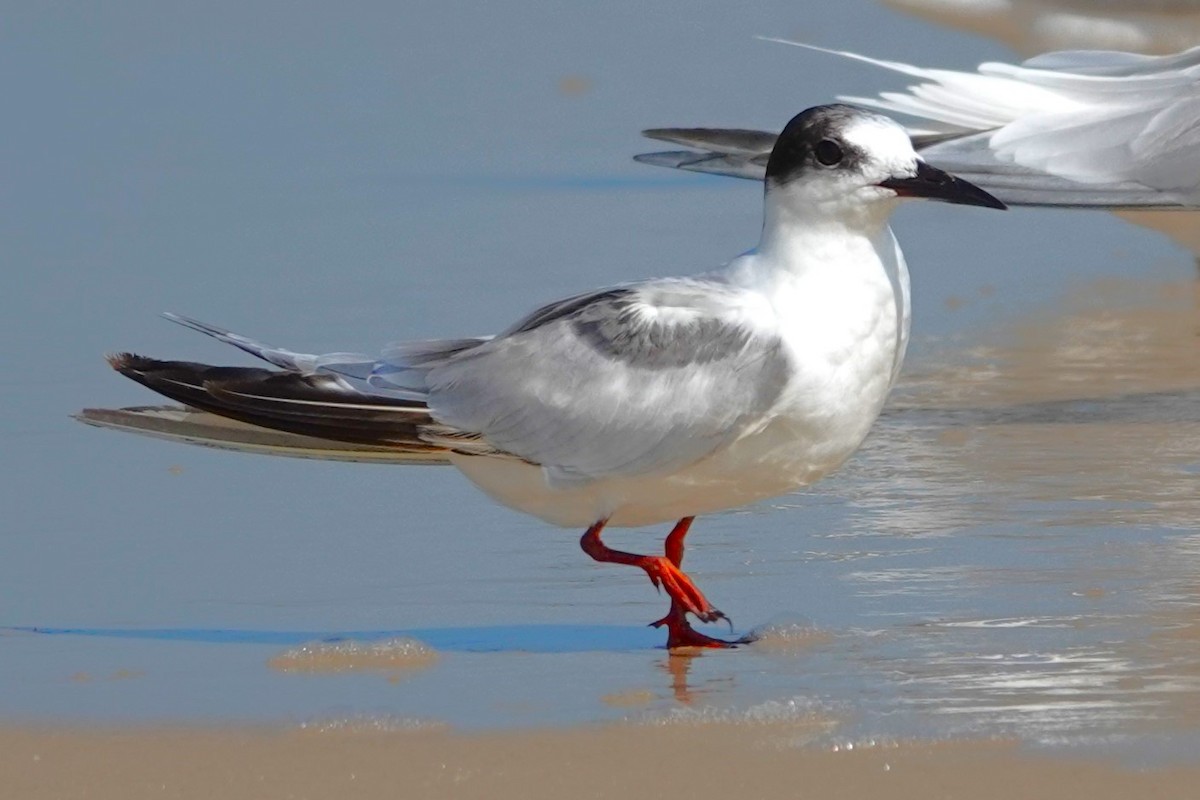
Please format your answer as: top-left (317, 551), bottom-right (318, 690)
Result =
top-left (450, 354), bottom-right (894, 528)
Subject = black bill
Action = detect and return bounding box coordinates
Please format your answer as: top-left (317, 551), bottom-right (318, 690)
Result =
top-left (879, 160), bottom-right (1007, 210)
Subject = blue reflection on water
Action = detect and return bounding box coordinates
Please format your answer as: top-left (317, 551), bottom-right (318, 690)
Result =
top-left (5, 624), bottom-right (665, 653)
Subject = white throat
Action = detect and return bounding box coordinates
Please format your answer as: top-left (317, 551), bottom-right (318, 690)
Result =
top-left (751, 181), bottom-right (899, 278)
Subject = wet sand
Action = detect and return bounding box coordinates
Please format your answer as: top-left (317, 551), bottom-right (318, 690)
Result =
top-left (5, 723), bottom-right (1200, 800)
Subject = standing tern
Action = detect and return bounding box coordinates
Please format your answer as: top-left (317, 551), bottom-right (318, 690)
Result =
top-left (636, 42), bottom-right (1200, 256)
top-left (77, 105), bottom-right (1004, 649)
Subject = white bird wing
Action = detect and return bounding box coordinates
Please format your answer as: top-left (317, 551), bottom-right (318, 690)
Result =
top-left (767, 40), bottom-right (1056, 130)
top-left (1016, 47), bottom-right (1200, 78)
top-left (371, 280), bottom-right (791, 487)
top-left (917, 131), bottom-right (1191, 207)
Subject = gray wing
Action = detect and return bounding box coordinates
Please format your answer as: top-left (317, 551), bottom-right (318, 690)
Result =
top-left (642, 127), bottom-right (778, 155)
top-left (633, 149), bottom-right (769, 181)
top-left (381, 280), bottom-right (791, 486)
top-left (635, 127), bottom-right (773, 181)
top-left (158, 286), bottom-right (792, 485)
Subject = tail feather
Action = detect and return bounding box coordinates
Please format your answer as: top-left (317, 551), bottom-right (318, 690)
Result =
top-left (75, 405), bottom-right (452, 465)
top-left (162, 312), bottom-right (376, 377)
top-left (105, 353), bottom-right (448, 451)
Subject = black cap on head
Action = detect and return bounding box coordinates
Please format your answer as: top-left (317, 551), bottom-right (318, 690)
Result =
top-left (764, 104), bottom-right (867, 186)
top-left (765, 104), bottom-right (1007, 211)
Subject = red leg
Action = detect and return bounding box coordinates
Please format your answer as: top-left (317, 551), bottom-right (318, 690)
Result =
top-left (652, 515), bottom-right (736, 647)
top-left (580, 518), bottom-right (737, 650)
top-left (581, 519), bottom-right (724, 623)
top-left (664, 516), bottom-right (693, 567)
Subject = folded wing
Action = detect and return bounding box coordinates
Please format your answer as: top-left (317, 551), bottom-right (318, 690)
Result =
top-left (391, 280), bottom-right (791, 486)
top-left (86, 281), bottom-right (789, 486)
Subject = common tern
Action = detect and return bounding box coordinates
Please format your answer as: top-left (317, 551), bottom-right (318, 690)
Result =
top-left (77, 105), bottom-right (1005, 649)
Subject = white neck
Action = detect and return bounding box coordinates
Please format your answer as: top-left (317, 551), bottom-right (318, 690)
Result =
top-left (724, 186), bottom-right (898, 288)
top-left (762, 183), bottom-right (894, 251)
top-left (719, 183), bottom-right (912, 396)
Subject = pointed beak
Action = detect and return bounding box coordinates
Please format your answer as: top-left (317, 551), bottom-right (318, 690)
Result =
top-left (878, 161), bottom-right (1006, 210)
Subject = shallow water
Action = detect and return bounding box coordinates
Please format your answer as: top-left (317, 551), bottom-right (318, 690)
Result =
top-left (3, 0), bottom-right (1199, 768)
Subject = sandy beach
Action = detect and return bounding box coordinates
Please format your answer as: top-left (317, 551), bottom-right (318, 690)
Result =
top-left (5, 723), bottom-right (1200, 800)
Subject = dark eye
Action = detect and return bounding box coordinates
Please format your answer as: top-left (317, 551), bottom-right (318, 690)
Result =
top-left (814, 139), bottom-right (843, 167)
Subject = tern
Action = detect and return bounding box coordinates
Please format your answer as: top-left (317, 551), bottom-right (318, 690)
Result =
top-left (636, 42), bottom-right (1200, 256)
top-left (77, 105), bottom-right (1004, 649)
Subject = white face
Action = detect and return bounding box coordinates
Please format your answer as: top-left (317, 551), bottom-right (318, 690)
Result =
top-left (765, 107), bottom-right (921, 212)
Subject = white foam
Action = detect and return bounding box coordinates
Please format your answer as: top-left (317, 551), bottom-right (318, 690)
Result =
top-left (268, 637), bottom-right (438, 674)
top-left (743, 618), bottom-right (833, 653)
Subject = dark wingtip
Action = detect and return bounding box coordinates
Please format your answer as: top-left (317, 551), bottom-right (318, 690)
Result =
top-left (105, 352), bottom-right (136, 371)
top-left (72, 408), bottom-right (104, 425)
top-left (105, 352), bottom-right (171, 376)
top-left (642, 127), bottom-right (676, 141)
